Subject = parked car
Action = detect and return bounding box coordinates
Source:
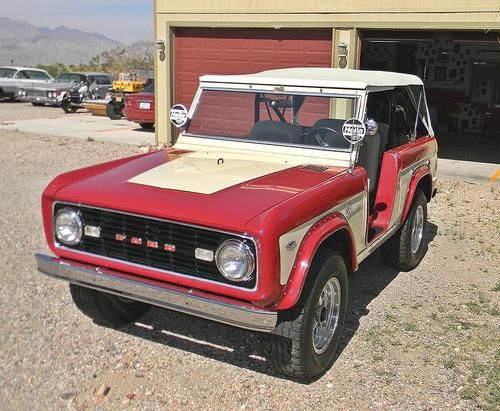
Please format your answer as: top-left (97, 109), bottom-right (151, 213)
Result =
top-left (123, 81), bottom-right (155, 129)
top-left (18, 72), bottom-right (110, 107)
top-left (0, 66), bottom-right (53, 100)
top-left (36, 68), bottom-right (438, 381)
top-left (60, 73), bottom-right (112, 113)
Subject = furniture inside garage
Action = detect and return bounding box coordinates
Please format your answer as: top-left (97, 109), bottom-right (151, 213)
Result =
top-left (361, 31), bottom-right (500, 163)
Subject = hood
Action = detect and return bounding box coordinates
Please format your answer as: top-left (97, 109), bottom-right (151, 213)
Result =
top-left (53, 149), bottom-right (345, 232)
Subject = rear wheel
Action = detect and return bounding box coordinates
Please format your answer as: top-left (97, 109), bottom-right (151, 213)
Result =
top-left (381, 189), bottom-right (428, 271)
top-left (69, 284), bottom-right (150, 326)
top-left (139, 123), bottom-right (154, 130)
top-left (264, 251), bottom-right (348, 381)
top-left (106, 101), bottom-right (122, 119)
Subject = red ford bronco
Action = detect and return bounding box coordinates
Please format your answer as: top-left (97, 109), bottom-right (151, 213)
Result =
top-left (36, 68), bottom-right (437, 381)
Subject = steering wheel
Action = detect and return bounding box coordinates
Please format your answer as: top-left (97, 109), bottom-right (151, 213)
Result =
top-left (304, 126), bottom-right (344, 147)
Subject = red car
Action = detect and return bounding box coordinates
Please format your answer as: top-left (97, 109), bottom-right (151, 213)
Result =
top-left (36, 68), bottom-right (437, 381)
top-left (124, 81), bottom-right (155, 129)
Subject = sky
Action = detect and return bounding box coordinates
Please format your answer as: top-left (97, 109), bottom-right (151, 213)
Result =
top-left (2, 0), bottom-right (154, 44)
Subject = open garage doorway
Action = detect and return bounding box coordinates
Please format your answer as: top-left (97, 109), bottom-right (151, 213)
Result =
top-left (361, 31), bottom-right (500, 164)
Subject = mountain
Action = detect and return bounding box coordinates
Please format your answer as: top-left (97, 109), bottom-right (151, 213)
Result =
top-left (0, 17), bottom-right (124, 66)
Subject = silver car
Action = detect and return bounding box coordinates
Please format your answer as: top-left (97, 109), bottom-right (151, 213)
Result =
top-left (0, 67), bottom-right (54, 100)
top-left (19, 72), bottom-right (112, 106)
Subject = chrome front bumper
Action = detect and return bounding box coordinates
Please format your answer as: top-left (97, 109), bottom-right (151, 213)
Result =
top-left (35, 254), bottom-right (277, 333)
top-left (21, 96), bottom-right (57, 105)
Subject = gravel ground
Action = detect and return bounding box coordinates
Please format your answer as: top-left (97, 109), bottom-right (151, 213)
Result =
top-left (0, 127), bottom-right (498, 411)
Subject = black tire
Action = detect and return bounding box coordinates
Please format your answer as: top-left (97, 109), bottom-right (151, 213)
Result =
top-left (61, 98), bottom-right (72, 113)
top-left (264, 251), bottom-right (348, 381)
top-left (380, 189), bottom-right (428, 271)
top-left (69, 284), bottom-right (150, 326)
top-left (139, 123), bottom-right (154, 130)
top-left (32, 102), bottom-right (45, 107)
top-left (106, 101), bottom-right (122, 120)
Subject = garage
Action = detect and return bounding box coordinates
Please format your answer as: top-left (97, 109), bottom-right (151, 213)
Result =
top-left (360, 31), bottom-right (500, 163)
top-left (174, 28), bottom-right (333, 107)
top-left (155, 1), bottom-right (500, 149)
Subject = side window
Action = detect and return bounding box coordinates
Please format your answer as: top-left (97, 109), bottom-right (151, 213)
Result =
top-left (409, 85), bottom-right (431, 139)
top-left (26, 70), bottom-right (50, 80)
top-left (366, 91), bottom-right (391, 124)
top-left (366, 91), bottom-right (391, 150)
top-left (17, 71), bottom-right (30, 79)
top-left (95, 76), bottom-right (111, 85)
top-left (393, 105), bottom-right (412, 146)
top-left (393, 87), bottom-right (417, 146)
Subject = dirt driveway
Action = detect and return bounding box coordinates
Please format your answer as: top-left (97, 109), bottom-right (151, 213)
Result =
top-left (0, 129), bottom-right (498, 410)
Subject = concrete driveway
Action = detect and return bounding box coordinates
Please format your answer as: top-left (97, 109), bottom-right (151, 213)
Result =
top-left (0, 115), bottom-right (155, 146)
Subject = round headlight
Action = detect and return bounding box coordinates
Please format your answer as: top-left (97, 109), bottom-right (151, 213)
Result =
top-left (54, 208), bottom-right (82, 245)
top-left (215, 239), bottom-right (255, 282)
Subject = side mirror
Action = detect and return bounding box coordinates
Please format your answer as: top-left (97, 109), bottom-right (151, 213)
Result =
top-left (169, 104), bottom-right (189, 128)
top-left (365, 119), bottom-right (379, 136)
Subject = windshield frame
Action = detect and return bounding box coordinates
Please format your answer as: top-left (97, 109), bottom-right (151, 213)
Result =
top-left (182, 84), bottom-right (365, 153)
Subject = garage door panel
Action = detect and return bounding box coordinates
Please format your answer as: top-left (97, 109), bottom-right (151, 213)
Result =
top-left (175, 28), bottom-right (332, 107)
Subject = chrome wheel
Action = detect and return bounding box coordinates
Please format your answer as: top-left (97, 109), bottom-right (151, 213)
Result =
top-left (411, 205), bottom-right (424, 253)
top-left (312, 277), bottom-right (341, 354)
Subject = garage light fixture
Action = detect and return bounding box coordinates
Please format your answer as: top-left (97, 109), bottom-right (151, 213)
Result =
top-left (156, 38), bottom-right (166, 62)
top-left (338, 41), bottom-right (348, 69)
top-left (156, 38), bottom-right (165, 52)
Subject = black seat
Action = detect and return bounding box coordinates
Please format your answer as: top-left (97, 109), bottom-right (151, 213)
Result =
top-left (248, 121), bottom-right (302, 144)
top-left (305, 118), bottom-right (350, 149)
top-left (357, 122), bottom-right (389, 196)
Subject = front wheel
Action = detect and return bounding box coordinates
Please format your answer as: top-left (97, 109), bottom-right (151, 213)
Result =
top-left (265, 251), bottom-right (348, 381)
top-left (61, 98), bottom-right (72, 113)
top-left (380, 189), bottom-right (428, 271)
top-left (69, 284), bottom-right (150, 326)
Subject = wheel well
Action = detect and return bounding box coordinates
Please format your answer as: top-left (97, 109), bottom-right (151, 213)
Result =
top-left (313, 229), bottom-right (353, 272)
top-left (417, 174), bottom-right (432, 202)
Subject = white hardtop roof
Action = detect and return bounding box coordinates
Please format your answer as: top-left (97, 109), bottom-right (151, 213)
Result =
top-left (200, 68), bottom-right (423, 90)
top-left (0, 66), bottom-right (48, 72)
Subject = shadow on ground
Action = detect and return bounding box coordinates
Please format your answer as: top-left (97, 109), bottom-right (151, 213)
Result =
top-left (437, 132), bottom-right (499, 164)
top-left (132, 126), bottom-right (155, 133)
top-left (111, 222), bottom-right (438, 381)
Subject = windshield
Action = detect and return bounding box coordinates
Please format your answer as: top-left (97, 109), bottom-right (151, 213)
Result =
top-left (186, 89), bottom-right (359, 151)
top-left (91, 75), bottom-right (111, 85)
top-left (0, 68), bottom-right (17, 78)
top-left (24, 70), bottom-right (51, 80)
top-left (143, 81), bottom-right (154, 93)
top-left (57, 73), bottom-right (85, 83)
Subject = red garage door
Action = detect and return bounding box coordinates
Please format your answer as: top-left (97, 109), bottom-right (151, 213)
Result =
top-left (174, 28), bottom-right (333, 107)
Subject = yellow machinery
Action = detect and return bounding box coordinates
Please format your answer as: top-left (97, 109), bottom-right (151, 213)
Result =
top-left (106, 71), bottom-right (152, 119)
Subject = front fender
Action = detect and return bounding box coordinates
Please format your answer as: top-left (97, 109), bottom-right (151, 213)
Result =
top-left (401, 166), bottom-right (432, 223)
top-left (274, 212), bottom-right (356, 310)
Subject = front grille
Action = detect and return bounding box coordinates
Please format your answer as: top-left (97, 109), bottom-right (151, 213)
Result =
top-left (54, 203), bottom-right (256, 289)
top-left (28, 90), bottom-right (46, 97)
